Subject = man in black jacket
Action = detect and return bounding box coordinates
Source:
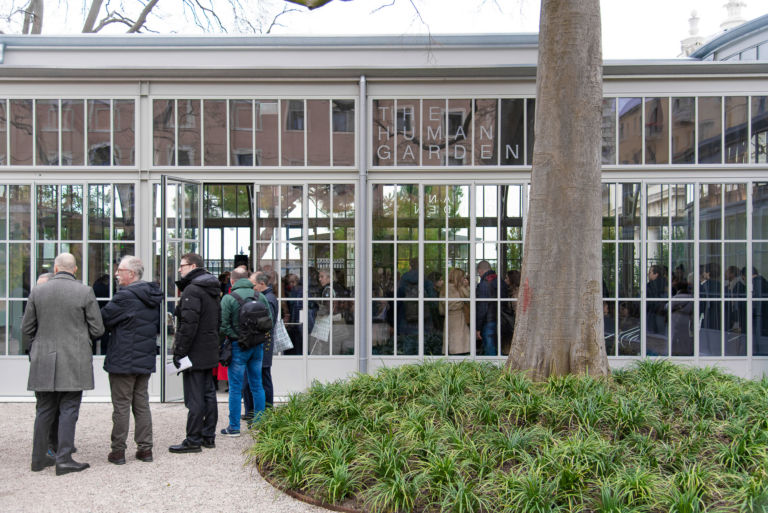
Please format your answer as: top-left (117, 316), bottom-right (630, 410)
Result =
top-left (101, 256), bottom-right (162, 465)
top-left (169, 253), bottom-right (221, 453)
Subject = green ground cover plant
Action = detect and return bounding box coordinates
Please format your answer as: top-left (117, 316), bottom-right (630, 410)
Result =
top-left (247, 360), bottom-right (768, 512)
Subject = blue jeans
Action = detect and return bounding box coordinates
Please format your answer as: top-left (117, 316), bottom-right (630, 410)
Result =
top-left (481, 322), bottom-right (497, 356)
top-left (228, 341), bottom-right (265, 430)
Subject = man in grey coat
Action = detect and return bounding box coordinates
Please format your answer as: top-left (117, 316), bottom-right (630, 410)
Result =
top-left (24, 253), bottom-right (104, 475)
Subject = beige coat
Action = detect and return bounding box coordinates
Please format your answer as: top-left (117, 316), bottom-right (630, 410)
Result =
top-left (24, 272), bottom-right (104, 391)
top-left (440, 284), bottom-right (470, 354)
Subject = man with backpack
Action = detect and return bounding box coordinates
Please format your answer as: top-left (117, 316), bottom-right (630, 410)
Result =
top-left (219, 267), bottom-right (272, 436)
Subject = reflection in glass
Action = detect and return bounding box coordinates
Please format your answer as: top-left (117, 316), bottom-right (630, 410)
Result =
top-left (255, 100), bottom-right (279, 166)
top-left (37, 185), bottom-right (58, 240)
top-left (499, 99), bottom-right (524, 165)
top-left (424, 185), bottom-right (446, 240)
top-left (396, 244), bottom-right (419, 355)
top-left (699, 242), bottom-right (722, 298)
top-left (10, 99), bottom-right (33, 166)
top-left (113, 100), bottom-right (135, 166)
top-left (601, 98), bottom-right (616, 165)
top-left (671, 97), bottom-right (694, 164)
top-left (307, 100), bottom-right (330, 166)
top-left (0, 100), bottom-right (7, 166)
top-left (526, 98), bottom-right (535, 165)
top-left (476, 185), bottom-right (498, 243)
top-left (281, 185), bottom-right (303, 240)
top-left (372, 244), bottom-right (394, 299)
top-left (670, 279), bottom-right (694, 356)
top-left (604, 301), bottom-right (616, 356)
top-left (723, 184), bottom-right (746, 240)
top-left (424, 300), bottom-right (444, 355)
top-left (9, 243), bottom-right (30, 298)
top-left (332, 100), bottom-right (355, 166)
top-left (618, 183), bottom-right (640, 240)
top-left (9, 185), bottom-right (31, 240)
top-left (395, 99), bottom-right (419, 166)
top-left (502, 185), bottom-right (523, 241)
top-left (230, 99), bottom-right (253, 166)
top-left (618, 98), bottom-right (642, 164)
top-left (646, 184), bottom-right (668, 241)
top-left (699, 301), bottom-right (722, 356)
top-left (699, 184), bottom-right (721, 240)
top-left (333, 184), bottom-right (355, 240)
top-left (602, 184), bottom-right (616, 240)
top-left (204, 100), bottom-right (227, 166)
top-left (88, 99), bottom-right (112, 165)
top-left (422, 99), bottom-right (444, 166)
top-left (671, 242), bottom-right (694, 295)
top-left (372, 184), bottom-right (395, 240)
top-left (61, 185), bottom-right (84, 240)
top-left (397, 185), bottom-right (419, 241)
top-left (698, 97), bottom-right (722, 163)
top-left (114, 184), bottom-right (135, 240)
top-left (753, 244), bottom-right (768, 355)
top-left (176, 99), bottom-right (201, 166)
top-left (9, 299), bottom-right (24, 355)
top-left (645, 97), bottom-right (669, 164)
top-left (725, 96), bottom-right (748, 164)
top-left (646, 301), bottom-right (668, 356)
top-left (183, 183), bottom-right (199, 240)
top-left (424, 243), bottom-right (445, 300)
top-left (618, 301), bottom-right (640, 355)
top-left (282, 99), bottom-right (305, 166)
top-left (35, 99), bottom-right (59, 166)
top-left (671, 184), bottom-right (694, 240)
top-left (308, 184), bottom-right (330, 240)
top-left (473, 99), bottom-right (497, 166)
top-left (331, 300), bottom-right (354, 355)
top-left (446, 99), bottom-right (471, 166)
top-left (751, 96), bottom-right (768, 163)
top-left (153, 100), bottom-right (175, 166)
top-left (618, 242), bottom-right (640, 297)
top-left (372, 99), bottom-right (394, 166)
top-left (754, 183), bottom-right (768, 240)
top-left (89, 184), bottom-right (111, 240)
top-left (448, 186), bottom-right (470, 241)
top-left (371, 298), bottom-right (394, 355)
top-left (603, 243), bottom-right (616, 298)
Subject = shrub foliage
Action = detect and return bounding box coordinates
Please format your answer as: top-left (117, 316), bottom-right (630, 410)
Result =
top-left (247, 360), bottom-right (768, 512)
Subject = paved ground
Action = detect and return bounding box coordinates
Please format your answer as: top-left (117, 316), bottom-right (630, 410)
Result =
top-left (0, 396), bottom-right (328, 513)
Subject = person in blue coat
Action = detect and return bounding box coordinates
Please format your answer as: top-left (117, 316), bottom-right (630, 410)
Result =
top-left (101, 256), bottom-right (162, 465)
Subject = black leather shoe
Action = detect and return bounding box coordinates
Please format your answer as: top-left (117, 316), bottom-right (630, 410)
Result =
top-left (202, 438), bottom-right (215, 449)
top-left (107, 450), bottom-right (126, 465)
top-left (168, 440), bottom-right (202, 454)
top-left (56, 460), bottom-right (90, 476)
top-left (31, 455), bottom-right (55, 472)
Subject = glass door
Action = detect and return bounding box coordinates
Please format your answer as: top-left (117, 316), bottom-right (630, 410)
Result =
top-left (160, 176), bottom-right (203, 402)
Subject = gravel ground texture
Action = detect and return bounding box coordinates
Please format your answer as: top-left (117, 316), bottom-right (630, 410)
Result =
top-left (0, 396), bottom-right (329, 513)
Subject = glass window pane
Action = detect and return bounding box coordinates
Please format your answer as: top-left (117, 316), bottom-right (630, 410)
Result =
top-left (35, 99), bottom-right (58, 166)
top-left (473, 99), bottom-right (497, 166)
top-left (646, 184), bottom-right (668, 241)
top-left (424, 243), bottom-right (445, 299)
top-left (308, 184), bottom-right (330, 241)
top-left (280, 185), bottom-right (303, 241)
top-left (699, 301), bottom-right (722, 356)
top-left (645, 97), bottom-right (669, 164)
top-left (153, 99), bottom-right (175, 166)
top-left (724, 184), bottom-right (746, 240)
top-left (307, 99), bottom-right (330, 167)
top-left (448, 185), bottom-right (470, 242)
top-left (671, 97), bottom-right (694, 164)
top-left (183, 183), bottom-right (200, 240)
top-left (526, 98), bottom-right (535, 165)
top-left (396, 184), bottom-right (419, 241)
top-left (0, 100), bottom-right (7, 165)
top-left (698, 97), bottom-right (722, 163)
top-left (603, 243), bottom-right (616, 298)
top-left (36, 185), bottom-right (57, 240)
top-left (476, 185), bottom-right (498, 243)
top-left (176, 99), bottom-right (201, 166)
top-left (700, 184), bottom-right (722, 240)
top-left (9, 243), bottom-right (30, 298)
top-left (373, 244), bottom-right (395, 299)
top-left (671, 242), bottom-right (694, 296)
top-left (699, 243), bottom-right (722, 298)
top-left (372, 184), bottom-right (395, 241)
top-left (447, 99), bottom-right (472, 166)
top-left (725, 96), bottom-right (748, 164)
top-left (395, 99), bottom-right (419, 166)
top-left (646, 300), bottom-right (668, 356)
top-left (88, 184), bottom-right (111, 240)
top-left (618, 98), bottom-right (642, 165)
top-left (396, 243), bottom-right (418, 356)
top-left (751, 96), bottom-right (768, 163)
top-left (755, 183), bottom-right (768, 240)
top-left (60, 242), bottom-right (83, 281)
top-left (424, 299), bottom-right (444, 355)
top-left (646, 244), bottom-right (669, 299)
top-left (618, 183), bottom-right (640, 240)
top-left (500, 185), bottom-right (523, 241)
top-left (424, 185), bottom-right (447, 241)
top-left (332, 99), bottom-right (355, 166)
top-left (671, 184), bottom-right (694, 240)
top-left (618, 242), bottom-right (640, 298)
top-left (372, 99), bottom-right (394, 166)
top-left (618, 301), bottom-right (640, 355)
top-left (0, 186), bottom-right (6, 240)
top-left (256, 185), bottom-right (279, 245)
top-left (331, 300), bottom-right (354, 355)
top-left (601, 98), bottom-right (616, 165)
top-left (753, 243), bottom-right (768, 355)
top-left (332, 184), bottom-right (354, 241)
top-left (10, 99), bottom-right (33, 166)
top-left (113, 100), bottom-right (134, 166)
top-left (308, 244), bottom-right (330, 297)
top-left (203, 100), bottom-right (226, 166)
top-left (114, 184), bottom-right (135, 241)
top-left (602, 184), bottom-right (616, 240)
top-left (88, 99), bottom-right (111, 165)
top-left (281, 99), bottom-right (305, 166)
top-left (230, 99), bottom-right (253, 167)
top-left (255, 100), bottom-right (278, 166)
top-left (9, 185), bottom-right (31, 240)
top-left (9, 299), bottom-right (24, 355)
top-left (60, 100), bottom-right (85, 166)
top-left (604, 300), bottom-right (616, 356)
top-left (422, 99), bottom-right (445, 166)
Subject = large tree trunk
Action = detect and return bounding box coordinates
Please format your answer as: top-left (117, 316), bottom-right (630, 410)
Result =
top-left (506, 0), bottom-right (609, 380)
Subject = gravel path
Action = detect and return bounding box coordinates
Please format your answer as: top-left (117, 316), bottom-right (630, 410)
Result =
top-left (0, 398), bottom-right (328, 513)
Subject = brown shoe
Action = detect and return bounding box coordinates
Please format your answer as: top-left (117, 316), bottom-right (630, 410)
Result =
top-left (135, 449), bottom-right (153, 462)
top-left (107, 450), bottom-right (126, 465)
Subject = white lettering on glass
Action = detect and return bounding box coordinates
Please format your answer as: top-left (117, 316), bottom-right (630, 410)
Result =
top-left (401, 144), bottom-right (416, 161)
top-left (427, 125), bottom-right (442, 141)
top-left (480, 145), bottom-right (493, 159)
top-left (378, 125), bottom-right (392, 139)
top-left (429, 145), bottom-right (440, 159)
top-left (377, 145), bottom-right (391, 160)
top-left (453, 145), bottom-right (466, 160)
top-left (480, 126), bottom-right (494, 140)
top-left (454, 126), bottom-right (466, 139)
top-left (377, 105), bottom-right (390, 120)
top-left (429, 106), bottom-right (441, 121)
top-left (505, 144), bottom-right (519, 160)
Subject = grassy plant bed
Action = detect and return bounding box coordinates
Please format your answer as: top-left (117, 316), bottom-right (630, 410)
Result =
top-left (247, 360), bottom-right (768, 512)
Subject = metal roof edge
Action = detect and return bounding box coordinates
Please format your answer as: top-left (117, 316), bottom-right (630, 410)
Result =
top-left (690, 14), bottom-right (768, 59)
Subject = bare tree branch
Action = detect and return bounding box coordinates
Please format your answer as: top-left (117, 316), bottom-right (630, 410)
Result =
top-left (267, 5), bottom-right (301, 34)
top-left (127, 0), bottom-right (159, 33)
top-left (82, 0), bottom-right (104, 32)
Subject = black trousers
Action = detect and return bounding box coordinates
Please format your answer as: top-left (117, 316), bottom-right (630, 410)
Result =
top-left (262, 366), bottom-right (273, 408)
top-left (182, 369), bottom-right (218, 445)
top-left (242, 370), bottom-right (253, 416)
top-left (32, 391), bottom-right (82, 466)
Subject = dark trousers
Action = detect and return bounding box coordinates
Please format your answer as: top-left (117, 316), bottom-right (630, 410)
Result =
top-left (262, 366), bottom-right (273, 408)
top-left (109, 373), bottom-right (153, 452)
top-left (242, 370), bottom-right (254, 416)
top-left (32, 391), bottom-right (82, 466)
top-left (182, 369), bottom-right (218, 445)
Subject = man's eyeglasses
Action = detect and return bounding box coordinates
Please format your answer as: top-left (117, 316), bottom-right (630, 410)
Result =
top-left (179, 263), bottom-right (192, 269)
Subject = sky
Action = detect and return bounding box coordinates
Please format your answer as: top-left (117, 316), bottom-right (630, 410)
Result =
top-left (0, 0), bottom-right (765, 59)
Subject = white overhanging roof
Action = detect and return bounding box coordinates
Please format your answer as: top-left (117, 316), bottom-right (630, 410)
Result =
top-left (0, 33), bottom-right (764, 79)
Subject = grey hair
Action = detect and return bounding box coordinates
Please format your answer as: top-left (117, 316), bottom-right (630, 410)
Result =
top-left (231, 267), bottom-right (249, 281)
top-left (254, 272), bottom-right (270, 286)
top-left (36, 272), bottom-right (53, 285)
top-left (54, 252), bottom-right (77, 272)
top-left (119, 255), bottom-right (144, 278)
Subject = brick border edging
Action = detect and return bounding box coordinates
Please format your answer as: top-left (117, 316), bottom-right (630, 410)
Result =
top-left (256, 464), bottom-right (363, 513)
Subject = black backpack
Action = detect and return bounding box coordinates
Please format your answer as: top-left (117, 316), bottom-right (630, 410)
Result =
top-left (231, 292), bottom-right (273, 349)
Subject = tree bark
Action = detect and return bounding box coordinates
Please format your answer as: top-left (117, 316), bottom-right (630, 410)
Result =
top-left (81, 0), bottom-right (104, 33)
top-left (505, 0), bottom-right (609, 380)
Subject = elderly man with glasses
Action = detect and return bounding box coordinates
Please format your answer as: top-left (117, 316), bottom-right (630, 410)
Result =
top-left (101, 255), bottom-right (163, 465)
